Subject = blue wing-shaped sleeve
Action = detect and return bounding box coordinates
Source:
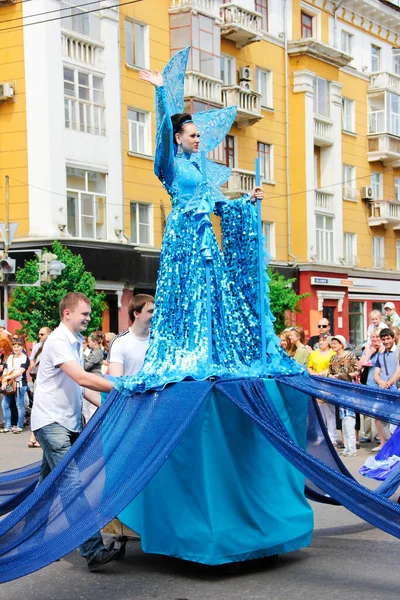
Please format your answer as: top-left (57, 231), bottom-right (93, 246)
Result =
top-left (155, 46), bottom-right (190, 129)
top-left (154, 86), bottom-right (175, 187)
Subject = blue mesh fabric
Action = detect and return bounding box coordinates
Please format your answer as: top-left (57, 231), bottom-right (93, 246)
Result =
top-left (0, 462), bottom-right (41, 515)
top-left (0, 382), bottom-right (211, 583)
top-left (216, 379), bottom-right (400, 539)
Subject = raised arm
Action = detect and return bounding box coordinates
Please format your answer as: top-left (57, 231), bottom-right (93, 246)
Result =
top-left (139, 69), bottom-right (175, 187)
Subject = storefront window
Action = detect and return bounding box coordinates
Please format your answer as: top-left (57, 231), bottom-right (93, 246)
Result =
top-left (349, 301), bottom-right (365, 346)
top-left (372, 302), bottom-right (385, 314)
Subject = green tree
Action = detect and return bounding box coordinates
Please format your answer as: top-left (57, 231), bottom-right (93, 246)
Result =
top-left (268, 267), bottom-right (308, 333)
top-left (9, 241), bottom-right (106, 340)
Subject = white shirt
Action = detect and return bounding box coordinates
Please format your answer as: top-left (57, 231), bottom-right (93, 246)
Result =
top-left (5, 354), bottom-right (29, 384)
top-left (30, 341), bottom-right (42, 360)
top-left (109, 329), bottom-right (149, 376)
top-left (31, 322), bottom-right (84, 433)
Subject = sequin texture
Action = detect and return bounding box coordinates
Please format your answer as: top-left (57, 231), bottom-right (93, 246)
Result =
top-left (116, 48), bottom-right (301, 394)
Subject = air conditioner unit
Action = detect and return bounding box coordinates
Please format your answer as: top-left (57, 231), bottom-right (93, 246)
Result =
top-left (240, 81), bottom-right (252, 91)
top-left (361, 186), bottom-right (373, 200)
top-left (0, 83), bottom-right (14, 101)
top-left (239, 66), bottom-right (253, 82)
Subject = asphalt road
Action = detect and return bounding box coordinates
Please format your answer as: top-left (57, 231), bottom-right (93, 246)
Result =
top-left (0, 430), bottom-right (398, 600)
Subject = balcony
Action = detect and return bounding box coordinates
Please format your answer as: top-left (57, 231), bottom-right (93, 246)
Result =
top-left (315, 189), bottom-right (334, 214)
top-left (61, 30), bottom-right (103, 67)
top-left (185, 71), bottom-right (223, 105)
top-left (367, 112), bottom-right (400, 165)
top-left (314, 115), bottom-right (334, 146)
top-left (369, 71), bottom-right (400, 95)
top-left (288, 39), bottom-right (353, 69)
top-left (169, 0), bottom-right (221, 19)
top-left (369, 200), bottom-right (400, 229)
top-left (221, 85), bottom-right (262, 128)
top-left (224, 168), bottom-right (255, 199)
top-left (220, 3), bottom-right (263, 48)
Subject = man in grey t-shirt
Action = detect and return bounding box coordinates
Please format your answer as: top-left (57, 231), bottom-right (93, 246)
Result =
top-left (31, 292), bottom-right (119, 572)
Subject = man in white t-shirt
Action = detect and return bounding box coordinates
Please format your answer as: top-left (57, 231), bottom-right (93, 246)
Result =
top-left (31, 292), bottom-right (119, 572)
top-left (109, 294), bottom-right (155, 377)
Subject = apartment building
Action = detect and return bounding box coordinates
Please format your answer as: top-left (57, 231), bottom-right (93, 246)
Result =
top-left (1, 0), bottom-right (400, 339)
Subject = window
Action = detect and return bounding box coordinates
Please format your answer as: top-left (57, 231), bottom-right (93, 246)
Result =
top-left (190, 14), bottom-right (221, 79)
top-left (387, 92), bottom-right (400, 136)
top-left (316, 214), bottom-right (334, 262)
top-left (395, 177), bottom-right (400, 202)
top-left (341, 31), bottom-right (353, 55)
top-left (256, 68), bottom-right (272, 108)
top-left (125, 19), bottom-right (148, 69)
top-left (393, 49), bottom-right (400, 75)
top-left (343, 233), bottom-right (357, 266)
top-left (221, 55), bottom-right (236, 86)
top-left (208, 135), bottom-right (235, 168)
top-left (397, 239), bottom-right (400, 270)
top-left (60, 0), bottom-right (100, 39)
top-left (349, 301), bottom-right (365, 346)
top-left (371, 172), bottom-right (383, 200)
top-left (313, 77), bottom-right (330, 118)
top-left (130, 202), bottom-right (153, 245)
top-left (372, 236), bottom-right (385, 268)
top-left (257, 142), bottom-right (273, 181)
top-left (66, 168), bottom-right (107, 240)
top-left (262, 222), bottom-right (275, 259)
top-left (128, 109), bottom-right (151, 155)
top-left (301, 11), bottom-right (313, 38)
top-left (64, 67), bottom-right (105, 135)
top-left (255, 0), bottom-right (268, 31)
top-left (342, 98), bottom-right (355, 132)
top-left (371, 45), bottom-right (381, 72)
top-left (342, 164), bottom-right (357, 200)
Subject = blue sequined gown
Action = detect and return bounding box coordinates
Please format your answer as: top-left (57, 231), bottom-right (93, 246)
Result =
top-left (117, 48), bottom-right (312, 565)
top-left (116, 48), bottom-right (300, 397)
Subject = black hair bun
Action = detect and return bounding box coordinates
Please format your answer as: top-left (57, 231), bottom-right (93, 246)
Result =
top-left (171, 112), bottom-right (192, 143)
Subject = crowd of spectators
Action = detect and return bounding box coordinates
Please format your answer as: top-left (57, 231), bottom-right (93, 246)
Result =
top-left (280, 305), bottom-right (400, 458)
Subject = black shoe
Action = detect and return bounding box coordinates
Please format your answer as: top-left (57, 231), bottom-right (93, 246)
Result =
top-left (87, 547), bottom-right (121, 572)
top-left (360, 437), bottom-right (371, 443)
top-left (356, 443), bottom-right (360, 449)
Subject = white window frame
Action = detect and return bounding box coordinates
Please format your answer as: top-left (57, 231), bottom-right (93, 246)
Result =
top-left (64, 66), bottom-right (106, 136)
top-left (60, 0), bottom-right (100, 39)
top-left (316, 213), bottom-right (334, 263)
top-left (221, 54), bottom-right (236, 86)
top-left (257, 142), bottom-right (274, 183)
top-left (262, 221), bottom-right (276, 259)
top-left (300, 2), bottom-right (321, 40)
top-left (341, 30), bottom-right (353, 56)
top-left (255, 68), bottom-right (273, 109)
top-left (343, 233), bottom-right (357, 266)
top-left (125, 19), bottom-right (149, 69)
top-left (313, 77), bottom-right (330, 118)
top-left (395, 176), bottom-right (400, 202)
top-left (371, 44), bottom-right (381, 72)
top-left (393, 49), bottom-right (400, 76)
top-left (397, 239), bottom-right (400, 270)
top-left (130, 202), bottom-right (154, 246)
top-left (372, 236), bottom-right (385, 269)
top-left (371, 172), bottom-right (383, 200)
top-left (342, 164), bottom-right (358, 201)
top-left (66, 168), bottom-right (108, 240)
top-left (342, 98), bottom-right (355, 133)
top-left (128, 108), bottom-right (152, 156)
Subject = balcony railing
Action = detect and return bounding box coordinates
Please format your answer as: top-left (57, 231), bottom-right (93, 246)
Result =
top-left (61, 31), bottom-right (103, 67)
top-left (313, 115), bottom-right (334, 146)
top-left (369, 200), bottom-right (400, 228)
top-left (224, 168), bottom-right (255, 198)
top-left (221, 85), bottom-right (262, 128)
top-left (220, 3), bottom-right (263, 48)
top-left (343, 186), bottom-right (360, 202)
top-left (367, 132), bottom-right (400, 165)
top-left (369, 71), bottom-right (400, 94)
top-left (315, 189), bottom-right (334, 213)
top-left (185, 71), bottom-right (222, 105)
top-left (169, 0), bottom-right (221, 19)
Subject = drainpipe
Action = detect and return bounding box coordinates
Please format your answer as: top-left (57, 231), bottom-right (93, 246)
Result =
top-left (283, 0), bottom-right (296, 265)
top-left (333, 0), bottom-right (345, 48)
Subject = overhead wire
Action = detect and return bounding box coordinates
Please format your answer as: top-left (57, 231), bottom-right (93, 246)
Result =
top-left (0, 0), bottom-right (143, 33)
top-left (0, 0), bottom-right (115, 25)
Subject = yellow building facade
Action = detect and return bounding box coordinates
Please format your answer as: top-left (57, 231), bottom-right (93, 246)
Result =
top-left (1, 0), bottom-right (400, 338)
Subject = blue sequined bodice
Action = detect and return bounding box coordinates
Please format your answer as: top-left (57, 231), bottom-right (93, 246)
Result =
top-left (170, 153), bottom-right (202, 209)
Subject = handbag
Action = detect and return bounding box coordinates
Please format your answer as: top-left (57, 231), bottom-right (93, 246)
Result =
top-left (1, 356), bottom-right (16, 396)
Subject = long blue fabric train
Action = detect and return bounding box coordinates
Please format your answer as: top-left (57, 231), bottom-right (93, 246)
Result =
top-left (0, 375), bottom-right (399, 583)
